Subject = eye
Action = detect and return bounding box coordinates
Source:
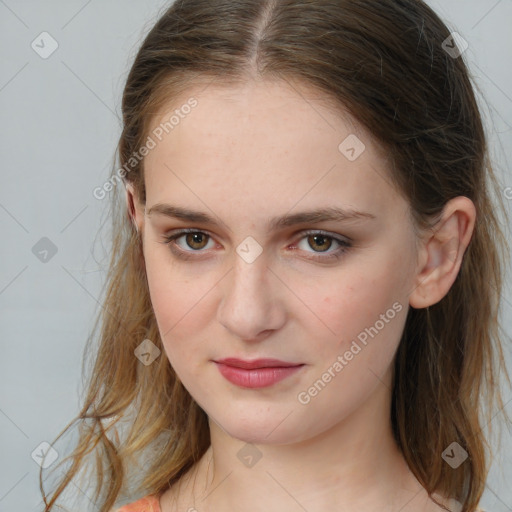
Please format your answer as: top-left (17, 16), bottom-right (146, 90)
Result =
top-left (162, 229), bottom-right (215, 259)
top-left (161, 229), bottom-right (352, 262)
top-left (293, 230), bottom-right (352, 261)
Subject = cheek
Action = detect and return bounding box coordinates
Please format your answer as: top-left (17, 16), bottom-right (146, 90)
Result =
top-left (142, 246), bottom-right (216, 346)
top-left (293, 266), bottom-right (408, 424)
top-left (296, 256), bottom-right (409, 361)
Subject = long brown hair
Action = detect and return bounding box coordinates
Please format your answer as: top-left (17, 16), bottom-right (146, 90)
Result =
top-left (41, 1), bottom-right (511, 510)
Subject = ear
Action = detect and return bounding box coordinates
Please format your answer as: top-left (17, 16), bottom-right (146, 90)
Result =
top-left (124, 181), bottom-right (144, 233)
top-left (409, 196), bottom-right (476, 309)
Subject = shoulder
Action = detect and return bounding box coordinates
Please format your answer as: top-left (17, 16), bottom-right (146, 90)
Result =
top-left (113, 494), bottom-right (161, 512)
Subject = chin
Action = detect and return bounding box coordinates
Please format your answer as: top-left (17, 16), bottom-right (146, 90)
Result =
top-left (208, 408), bottom-right (310, 446)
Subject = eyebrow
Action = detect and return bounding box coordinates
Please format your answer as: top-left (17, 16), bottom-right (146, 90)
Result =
top-left (146, 204), bottom-right (376, 231)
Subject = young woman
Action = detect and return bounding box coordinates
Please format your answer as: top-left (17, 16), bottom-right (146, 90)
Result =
top-left (41, 1), bottom-right (510, 511)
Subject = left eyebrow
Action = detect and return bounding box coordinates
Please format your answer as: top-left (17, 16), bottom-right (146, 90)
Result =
top-left (146, 204), bottom-right (376, 231)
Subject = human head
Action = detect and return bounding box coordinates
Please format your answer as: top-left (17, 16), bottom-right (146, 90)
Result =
top-left (43, 2), bottom-right (510, 511)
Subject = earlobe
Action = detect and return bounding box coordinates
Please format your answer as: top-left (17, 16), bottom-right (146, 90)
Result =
top-left (408, 197), bottom-right (476, 309)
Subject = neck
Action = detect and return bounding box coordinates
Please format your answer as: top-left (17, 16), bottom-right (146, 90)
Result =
top-left (182, 371), bottom-right (431, 512)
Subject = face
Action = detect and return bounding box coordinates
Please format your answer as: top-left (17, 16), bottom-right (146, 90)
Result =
top-left (133, 78), bottom-right (421, 445)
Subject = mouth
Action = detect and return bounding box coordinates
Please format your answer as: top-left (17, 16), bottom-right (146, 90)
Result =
top-left (213, 358), bottom-right (305, 388)
top-left (215, 357), bottom-right (302, 369)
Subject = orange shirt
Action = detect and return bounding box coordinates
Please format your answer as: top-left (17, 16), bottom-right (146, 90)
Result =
top-left (116, 494), bottom-right (161, 512)
top-left (117, 493), bottom-right (487, 512)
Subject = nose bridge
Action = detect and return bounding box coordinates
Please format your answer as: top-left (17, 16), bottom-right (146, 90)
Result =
top-left (217, 249), bottom-right (283, 340)
top-left (227, 251), bottom-right (271, 314)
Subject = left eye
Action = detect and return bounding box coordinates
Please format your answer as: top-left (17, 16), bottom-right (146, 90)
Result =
top-left (293, 230), bottom-right (352, 261)
top-left (297, 232), bottom-right (341, 253)
top-left (162, 229), bottom-right (352, 261)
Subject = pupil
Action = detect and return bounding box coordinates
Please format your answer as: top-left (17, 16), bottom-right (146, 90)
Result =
top-left (311, 235), bottom-right (330, 252)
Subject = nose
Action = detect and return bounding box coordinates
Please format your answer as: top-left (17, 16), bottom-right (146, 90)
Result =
top-left (216, 250), bottom-right (286, 342)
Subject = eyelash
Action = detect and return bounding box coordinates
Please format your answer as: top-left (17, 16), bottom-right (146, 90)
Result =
top-left (160, 228), bottom-right (352, 262)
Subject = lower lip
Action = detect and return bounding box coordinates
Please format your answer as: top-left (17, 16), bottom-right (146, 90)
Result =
top-left (215, 363), bottom-right (304, 388)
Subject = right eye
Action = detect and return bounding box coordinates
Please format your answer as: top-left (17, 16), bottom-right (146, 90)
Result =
top-left (161, 229), bottom-right (216, 259)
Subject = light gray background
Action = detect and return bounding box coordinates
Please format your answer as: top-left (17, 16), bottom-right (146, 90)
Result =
top-left (0, 1), bottom-right (511, 511)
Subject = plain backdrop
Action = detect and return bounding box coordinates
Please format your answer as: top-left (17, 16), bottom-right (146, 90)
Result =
top-left (0, 1), bottom-right (511, 510)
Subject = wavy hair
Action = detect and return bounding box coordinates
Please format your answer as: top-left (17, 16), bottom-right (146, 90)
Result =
top-left (42, 1), bottom-right (511, 511)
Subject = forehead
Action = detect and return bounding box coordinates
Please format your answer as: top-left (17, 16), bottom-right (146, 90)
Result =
top-left (148, 77), bottom-right (361, 145)
top-left (142, 78), bottom-right (407, 225)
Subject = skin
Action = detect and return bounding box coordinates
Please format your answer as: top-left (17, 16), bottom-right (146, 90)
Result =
top-left (126, 77), bottom-right (476, 512)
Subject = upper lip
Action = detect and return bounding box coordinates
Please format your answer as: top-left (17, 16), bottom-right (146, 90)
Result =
top-left (215, 358), bottom-right (303, 369)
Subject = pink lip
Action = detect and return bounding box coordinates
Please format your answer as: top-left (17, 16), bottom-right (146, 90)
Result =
top-left (214, 358), bottom-right (305, 388)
